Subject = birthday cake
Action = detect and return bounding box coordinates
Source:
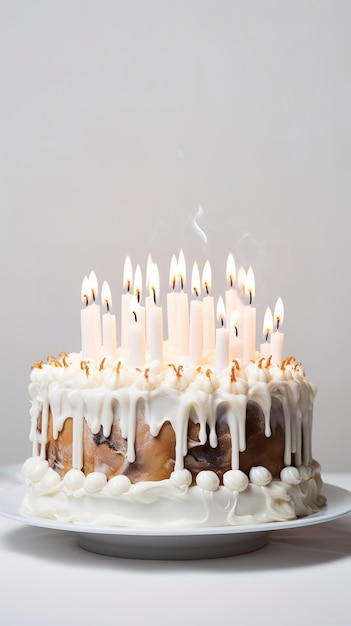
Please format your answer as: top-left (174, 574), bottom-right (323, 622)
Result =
top-left (21, 254), bottom-right (326, 527)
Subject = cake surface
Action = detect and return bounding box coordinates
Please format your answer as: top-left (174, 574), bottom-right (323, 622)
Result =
top-left (21, 351), bottom-right (326, 527)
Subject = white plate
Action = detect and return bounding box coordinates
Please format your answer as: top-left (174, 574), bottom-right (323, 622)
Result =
top-left (0, 469), bottom-right (350, 559)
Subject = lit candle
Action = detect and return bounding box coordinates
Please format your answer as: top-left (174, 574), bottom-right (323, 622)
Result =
top-left (202, 260), bottom-right (215, 353)
top-left (148, 261), bottom-right (163, 365)
top-left (121, 256), bottom-right (133, 350)
top-left (80, 271), bottom-right (102, 361)
top-left (129, 295), bottom-right (145, 369)
top-left (167, 254), bottom-right (178, 347)
top-left (133, 264), bottom-right (145, 339)
top-left (229, 310), bottom-right (244, 362)
top-left (225, 253), bottom-right (238, 329)
top-left (270, 297), bottom-right (284, 364)
top-left (242, 266), bottom-right (256, 364)
top-left (260, 306), bottom-right (273, 359)
top-left (101, 280), bottom-right (117, 357)
top-left (176, 249), bottom-right (189, 357)
top-left (215, 296), bottom-right (229, 373)
top-left (189, 261), bottom-right (203, 366)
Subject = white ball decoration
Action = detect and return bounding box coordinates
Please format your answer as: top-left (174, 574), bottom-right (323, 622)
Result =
top-left (223, 470), bottom-right (249, 492)
top-left (108, 475), bottom-right (131, 496)
top-left (63, 469), bottom-right (85, 491)
top-left (249, 466), bottom-right (272, 487)
top-left (170, 469), bottom-right (192, 488)
top-left (22, 457), bottom-right (48, 483)
top-left (196, 470), bottom-right (220, 492)
top-left (84, 472), bottom-right (107, 493)
top-left (280, 466), bottom-right (302, 485)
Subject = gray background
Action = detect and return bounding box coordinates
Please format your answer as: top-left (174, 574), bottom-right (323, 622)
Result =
top-left (1, 0), bottom-right (350, 470)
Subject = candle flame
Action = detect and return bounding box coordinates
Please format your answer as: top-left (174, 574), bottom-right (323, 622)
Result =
top-left (178, 249), bottom-right (186, 290)
top-left (191, 261), bottom-right (201, 298)
top-left (245, 266), bottom-right (255, 304)
top-left (263, 306), bottom-right (273, 339)
top-left (89, 271), bottom-right (98, 301)
top-left (134, 264), bottom-right (142, 303)
top-left (169, 254), bottom-right (178, 290)
top-left (101, 280), bottom-right (112, 312)
top-left (81, 275), bottom-right (90, 306)
top-left (216, 295), bottom-right (225, 326)
top-left (123, 256), bottom-right (133, 292)
top-left (202, 260), bottom-right (211, 294)
top-left (237, 266), bottom-right (246, 297)
top-left (149, 261), bottom-right (160, 304)
top-left (230, 310), bottom-right (240, 328)
top-left (230, 310), bottom-right (240, 336)
top-left (226, 253), bottom-right (236, 287)
top-left (274, 297), bottom-right (284, 329)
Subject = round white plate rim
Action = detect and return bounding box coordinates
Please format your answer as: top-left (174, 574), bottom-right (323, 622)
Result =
top-left (0, 480), bottom-right (350, 538)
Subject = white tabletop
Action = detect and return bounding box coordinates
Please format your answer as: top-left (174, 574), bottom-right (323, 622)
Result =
top-left (0, 467), bottom-right (350, 626)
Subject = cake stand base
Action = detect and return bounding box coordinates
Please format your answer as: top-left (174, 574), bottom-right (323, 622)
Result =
top-left (77, 529), bottom-right (270, 560)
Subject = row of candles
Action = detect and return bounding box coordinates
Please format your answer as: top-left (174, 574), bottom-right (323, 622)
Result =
top-left (80, 251), bottom-right (285, 372)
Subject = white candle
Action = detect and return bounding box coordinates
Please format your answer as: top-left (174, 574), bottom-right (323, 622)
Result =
top-left (229, 310), bottom-right (244, 362)
top-left (260, 306), bottom-right (273, 359)
top-left (225, 253), bottom-right (238, 329)
top-left (189, 262), bottom-right (203, 366)
top-left (167, 254), bottom-right (178, 347)
top-left (80, 275), bottom-right (96, 360)
top-left (271, 297), bottom-right (284, 365)
top-left (202, 260), bottom-right (215, 352)
top-left (134, 264), bottom-right (145, 338)
top-left (176, 249), bottom-right (189, 357)
top-left (242, 266), bottom-right (256, 365)
top-left (215, 296), bottom-right (230, 373)
top-left (129, 295), bottom-right (145, 369)
top-left (148, 262), bottom-right (163, 364)
top-left (101, 280), bottom-right (117, 357)
top-left (80, 271), bottom-right (102, 361)
top-left (121, 256), bottom-right (133, 350)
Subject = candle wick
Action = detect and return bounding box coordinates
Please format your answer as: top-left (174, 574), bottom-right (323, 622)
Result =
top-left (180, 276), bottom-right (184, 290)
top-left (172, 277), bottom-right (176, 291)
top-left (205, 283), bottom-right (209, 295)
top-left (106, 301), bottom-right (110, 313)
top-left (276, 318), bottom-right (280, 331)
top-left (194, 287), bottom-right (198, 298)
top-left (92, 291), bottom-right (96, 303)
top-left (85, 295), bottom-right (89, 307)
top-left (133, 311), bottom-right (137, 323)
top-left (230, 276), bottom-right (233, 288)
top-left (235, 326), bottom-right (238, 337)
top-left (265, 331), bottom-right (269, 342)
top-left (221, 317), bottom-right (224, 327)
top-left (249, 291), bottom-right (252, 305)
top-left (137, 291), bottom-right (140, 304)
top-left (152, 287), bottom-right (156, 305)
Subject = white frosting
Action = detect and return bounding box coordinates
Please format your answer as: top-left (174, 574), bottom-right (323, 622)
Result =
top-left (22, 351), bottom-right (326, 527)
top-left (21, 457), bottom-right (326, 527)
